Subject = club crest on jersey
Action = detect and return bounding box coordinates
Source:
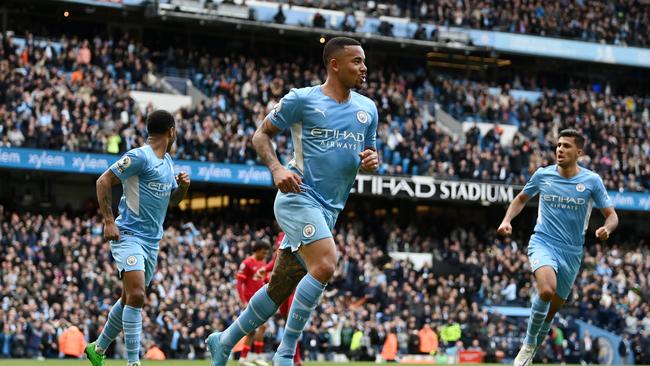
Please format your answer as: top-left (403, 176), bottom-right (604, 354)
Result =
top-left (303, 223), bottom-right (316, 238)
top-left (116, 156), bottom-right (131, 173)
top-left (357, 110), bottom-right (368, 124)
top-left (576, 183), bottom-right (586, 192)
top-left (126, 255), bottom-right (138, 266)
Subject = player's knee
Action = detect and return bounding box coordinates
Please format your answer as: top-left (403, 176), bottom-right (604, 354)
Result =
top-left (538, 286), bottom-right (555, 302)
top-left (311, 260), bottom-right (335, 283)
top-left (126, 290), bottom-right (146, 307)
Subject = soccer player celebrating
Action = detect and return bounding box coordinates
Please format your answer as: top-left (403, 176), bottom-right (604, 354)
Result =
top-left (85, 110), bottom-right (190, 366)
top-left (497, 129), bottom-right (618, 366)
top-left (206, 36), bottom-right (378, 366)
top-left (237, 240), bottom-right (272, 366)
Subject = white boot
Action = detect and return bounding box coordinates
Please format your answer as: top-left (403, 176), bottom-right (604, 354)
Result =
top-left (514, 343), bottom-right (537, 366)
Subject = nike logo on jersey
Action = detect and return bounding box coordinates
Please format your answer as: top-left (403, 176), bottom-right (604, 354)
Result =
top-left (314, 107), bottom-right (326, 118)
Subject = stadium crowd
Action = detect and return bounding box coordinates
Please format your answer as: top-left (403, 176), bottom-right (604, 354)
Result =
top-left (0, 32), bottom-right (648, 192)
top-left (275, 0), bottom-right (650, 47)
top-left (0, 205), bottom-right (649, 362)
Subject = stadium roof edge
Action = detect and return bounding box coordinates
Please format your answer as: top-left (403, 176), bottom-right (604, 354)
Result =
top-left (154, 5), bottom-right (491, 54)
top-left (156, 0), bottom-right (650, 68)
top-left (44, 0), bottom-right (650, 68)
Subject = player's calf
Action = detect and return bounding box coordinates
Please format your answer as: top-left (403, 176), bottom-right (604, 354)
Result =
top-left (120, 270), bottom-right (147, 365)
top-left (267, 250), bottom-right (306, 305)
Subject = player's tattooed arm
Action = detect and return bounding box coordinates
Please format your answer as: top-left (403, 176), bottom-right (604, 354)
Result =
top-left (253, 118), bottom-right (303, 193)
top-left (252, 118), bottom-right (283, 171)
top-left (96, 169), bottom-right (121, 241)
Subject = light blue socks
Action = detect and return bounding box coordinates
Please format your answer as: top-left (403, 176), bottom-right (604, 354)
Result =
top-left (122, 305), bottom-right (142, 363)
top-left (96, 300), bottom-right (124, 352)
top-left (537, 320), bottom-right (553, 345)
top-left (221, 285), bottom-right (279, 347)
top-left (275, 273), bottom-right (326, 359)
top-left (523, 295), bottom-right (550, 345)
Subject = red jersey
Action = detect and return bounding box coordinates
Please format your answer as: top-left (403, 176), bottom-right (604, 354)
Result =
top-left (236, 256), bottom-right (267, 301)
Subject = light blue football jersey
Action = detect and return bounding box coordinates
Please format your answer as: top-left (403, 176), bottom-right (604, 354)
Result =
top-left (268, 86), bottom-right (378, 214)
top-left (523, 165), bottom-right (613, 248)
top-left (110, 145), bottom-right (177, 243)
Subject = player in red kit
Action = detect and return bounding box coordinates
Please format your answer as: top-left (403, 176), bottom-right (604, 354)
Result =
top-left (258, 233), bottom-right (302, 366)
top-left (237, 240), bottom-right (272, 366)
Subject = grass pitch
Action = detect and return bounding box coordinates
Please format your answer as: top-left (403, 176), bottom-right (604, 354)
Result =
top-left (0, 361), bottom-right (618, 366)
top-left (0, 362), bottom-right (387, 366)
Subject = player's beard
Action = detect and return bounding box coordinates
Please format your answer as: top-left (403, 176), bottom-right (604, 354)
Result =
top-left (352, 77), bottom-right (365, 90)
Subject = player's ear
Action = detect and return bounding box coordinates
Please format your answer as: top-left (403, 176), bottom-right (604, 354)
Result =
top-left (330, 57), bottom-right (339, 72)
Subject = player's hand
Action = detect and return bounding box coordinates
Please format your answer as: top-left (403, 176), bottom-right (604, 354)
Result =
top-left (176, 172), bottom-right (191, 189)
top-left (497, 221), bottom-right (512, 237)
top-left (596, 226), bottom-right (609, 241)
top-left (359, 149), bottom-right (379, 172)
top-left (103, 221), bottom-right (120, 242)
top-left (272, 167), bottom-right (303, 193)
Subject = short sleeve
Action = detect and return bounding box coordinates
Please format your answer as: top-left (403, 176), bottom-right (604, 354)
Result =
top-left (365, 104), bottom-right (378, 150)
top-left (237, 261), bottom-right (249, 279)
top-left (522, 168), bottom-right (542, 197)
top-left (168, 156), bottom-right (179, 189)
top-left (110, 149), bottom-right (146, 181)
top-left (268, 89), bottom-right (302, 131)
top-left (592, 176), bottom-right (613, 209)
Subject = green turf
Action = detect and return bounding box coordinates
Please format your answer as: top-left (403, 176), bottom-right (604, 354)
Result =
top-left (0, 362), bottom-right (624, 366)
top-left (0, 362), bottom-right (386, 366)
top-left (0, 361), bottom-right (397, 366)
top-left (1, 360), bottom-right (646, 366)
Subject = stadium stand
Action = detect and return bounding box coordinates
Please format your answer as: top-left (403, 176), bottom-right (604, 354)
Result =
top-left (0, 32), bottom-right (648, 192)
top-left (271, 0), bottom-right (650, 47)
top-left (0, 206), bottom-right (648, 362)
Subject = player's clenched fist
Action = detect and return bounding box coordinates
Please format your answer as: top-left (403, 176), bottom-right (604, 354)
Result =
top-left (176, 171), bottom-right (191, 188)
top-left (359, 149), bottom-right (379, 172)
top-left (272, 166), bottom-right (303, 193)
top-left (497, 221), bottom-right (512, 237)
top-left (103, 220), bottom-right (120, 242)
top-left (595, 226), bottom-right (609, 241)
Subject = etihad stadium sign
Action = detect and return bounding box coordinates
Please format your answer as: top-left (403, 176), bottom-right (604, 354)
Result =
top-left (1, 148), bottom-right (649, 210)
top-left (351, 175), bottom-right (522, 204)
